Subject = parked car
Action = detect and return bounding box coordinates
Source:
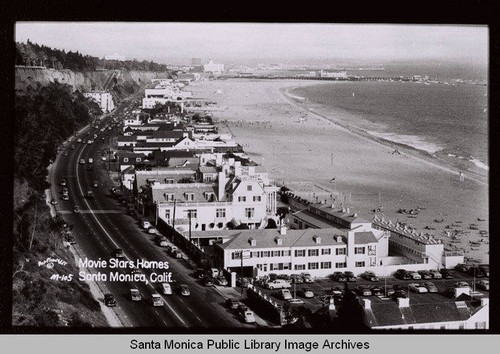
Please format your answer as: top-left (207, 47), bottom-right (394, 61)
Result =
top-left (355, 285), bottom-right (372, 296)
top-left (62, 194), bottom-right (69, 201)
top-left (301, 273), bottom-right (314, 283)
top-left (344, 271), bottom-right (357, 282)
top-left (151, 294), bottom-right (164, 307)
top-left (453, 281), bottom-right (470, 289)
top-left (193, 268), bottom-right (206, 279)
top-left (73, 205), bottom-right (80, 213)
top-left (266, 279), bottom-right (291, 289)
top-left (277, 274), bottom-right (291, 282)
top-left (332, 272), bottom-right (347, 282)
top-left (479, 265), bottom-right (489, 277)
top-left (286, 298), bottom-right (305, 305)
top-left (418, 270), bottom-right (433, 280)
top-left (209, 268), bottom-right (220, 278)
top-left (455, 263), bottom-right (471, 273)
top-left (114, 248), bottom-right (124, 258)
top-left (290, 274), bottom-right (304, 284)
top-left (50, 199), bottom-right (58, 205)
top-left (392, 284), bottom-right (407, 298)
top-left (60, 179), bottom-right (67, 186)
top-left (298, 287), bottom-right (314, 298)
top-left (64, 233), bottom-right (76, 245)
top-left (467, 267), bottom-right (486, 278)
top-left (370, 285), bottom-right (384, 296)
top-left (161, 283), bottom-right (172, 295)
top-left (279, 289), bottom-right (293, 300)
top-left (362, 271), bottom-right (379, 282)
top-left (237, 277), bottom-right (250, 288)
top-left (476, 280), bottom-right (489, 291)
top-left (423, 282), bottom-right (438, 293)
top-left (409, 283), bottom-right (428, 293)
top-left (440, 269), bottom-right (455, 279)
top-left (382, 285), bottom-right (395, 296)
top-left (92, 181), bottom-right (98, 188)
top-left (104, 293), bottom-right (116, 307)
top-left (394, 269), bottom-right (411, 280)
top-left (79, 158), bottom-right (85, 165)
top-left (330, 286), bottom-right (344, 298)
top-left (147, 227), bottom-right (158, 234)
top-left (179, 284), bottom-right (190, 296)
top-left (237, 303), bottom-right (248, 315)
top-left (429, 269), bottom-right (442, 279)
top-left (141, 220), bottom-right (152, 229)
top-left (409, 271), bottom-right (421, 280)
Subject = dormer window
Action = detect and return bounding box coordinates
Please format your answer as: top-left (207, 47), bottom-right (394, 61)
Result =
top-left (184, 193), bottom-right (194, 201)
top-left (275, 237), bottom-right (282, 245)
top-left (249, 237), bottom-right (256, 246)
top-left (313, 236), bottom-right (321, 244)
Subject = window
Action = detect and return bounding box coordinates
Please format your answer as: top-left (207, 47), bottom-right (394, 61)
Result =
top-left (336, 248), bottom-right (346, 255)
top-left (355, 261), bottom-right (365, 267)
top-left (185, 193), bottom-right (194, 201)
top-left (262, 251), bottom-right (270, 257)
top-left (283, 250), bottom-right (291, 256)
top-left (165, 178), bottom-right (174, 184)
top-left (321, 262), bottom-right (332, 269)
top-left (308, 262), bottom-right (318, 270)
top-left (272, 250), bottom-right (281, 257)
top-left (186, 209), bottom-right (197, 218)
top-left (232, 252), bottom-right (241, 260)
top-left (321, 248), bottom-right (331, 255)
top-left (355, 247), bottom-right (365, 254)
top-left (164, 193), bottom-right (174, 201)
top-left (252, 251), bottom-right (260, 258)
top-left (164, 210), bottom-right (171, 220)
top-left (253, 196), bottom-right (261, 202)
top-left (245, 208), bottom-right (255, 218)
top-left (295, 249), bottom-right (306, 257)
top-left (238, 196), bottom-right (247, 202)
top-left (335, 262), bottom-right (347, 268)
top-left (216, 208), bottom-right (226, 218)
top-left (308, 249), bottom-right (319, 257)
top-left (247, 185), bottom-right (252, 191)
top-left (294, 264), bottom-right (306, 271)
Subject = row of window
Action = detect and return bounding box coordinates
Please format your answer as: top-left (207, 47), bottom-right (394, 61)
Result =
top-left (122, 157), bottom-right (141, 163)
top-left (257, 261), bottom-right (366, 271)
top-left (237, 196), bottom-right (262, 202)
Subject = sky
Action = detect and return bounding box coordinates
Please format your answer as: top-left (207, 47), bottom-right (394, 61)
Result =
top-left (15, 22), bottom-right (489, 66)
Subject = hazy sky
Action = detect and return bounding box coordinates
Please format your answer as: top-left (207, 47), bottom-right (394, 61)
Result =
top-left (15, 22), bottom-right (488, 65)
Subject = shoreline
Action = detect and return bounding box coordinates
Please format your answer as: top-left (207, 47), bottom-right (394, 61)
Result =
top-left (280, 85), bottom-right (488, 187)
top-left (189, 78), bottom-right (489, 264)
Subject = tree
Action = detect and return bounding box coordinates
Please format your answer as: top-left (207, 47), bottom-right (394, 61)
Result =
top-left (335, 282), bottom-right (368, 332)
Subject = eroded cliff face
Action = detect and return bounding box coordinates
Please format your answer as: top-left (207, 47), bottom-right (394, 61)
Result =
top-left (15, 67), bottom-right (167, 94)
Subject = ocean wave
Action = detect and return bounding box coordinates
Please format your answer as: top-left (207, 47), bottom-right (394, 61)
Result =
top-left (470, 158), bottom-right (489, 171)
top-left (366, 131), bottom-right (442, 155)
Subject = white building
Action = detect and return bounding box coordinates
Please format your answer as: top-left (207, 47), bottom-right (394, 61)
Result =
top-left (203, 60), bottom-right (225, 76)
top-left (83, 91), bottom-right (115, 113)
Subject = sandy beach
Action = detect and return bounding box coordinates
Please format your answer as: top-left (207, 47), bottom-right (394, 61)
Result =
top-left (189, 79), bottom-right (489, 264)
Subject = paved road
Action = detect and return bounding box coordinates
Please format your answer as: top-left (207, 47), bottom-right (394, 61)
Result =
top-left (50, 88), bottom-right (257, 328)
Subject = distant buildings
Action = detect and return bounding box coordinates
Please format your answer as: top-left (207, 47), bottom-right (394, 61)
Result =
top-left (83, 91), bottom-right (115, 113)
top-left (104, 53), bottom-right (126, 61)
top-left (203, 60), bottom-right (225, 76)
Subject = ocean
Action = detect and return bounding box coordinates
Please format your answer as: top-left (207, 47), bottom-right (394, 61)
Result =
top-left (290, 80), bottom-right (489, 171)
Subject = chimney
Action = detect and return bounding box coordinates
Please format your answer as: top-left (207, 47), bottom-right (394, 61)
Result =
top-left (397, 297), bottom-right (410, 308)
top-left (280, 226), bottom-right (287, 235)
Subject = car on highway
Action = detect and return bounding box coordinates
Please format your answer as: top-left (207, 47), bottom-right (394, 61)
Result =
top-left (298, 287), bottom-right (314, 298)
top-left (241, 310), bottom-right (256, 324)
top-left (92, 181), bottom-right (98, 188)
top-left (104, 293), bottom-right (116, 307)
top-left (161, 283), bottom-right (172, 295)
top-left (418, 270), bottom-right (433, 279)
top-left (179, 284), bottom-right (190, 296)
top-left (79, 159), bottom-right (85, 165)
top-left (279, 289), bottom-right (293, 300)
top-left (156, 235), bottom-right (169, 247)
top-left (344, 271), bottom-right (357, 282)
top-left (362, 271), bottom-right (379, 282)
top-left (62, 194), bottom-right (69, 201)
top-left (226, 298), bottom-right (239, 310)
top-left (130, 288), bottom-right (142, 301)
top-left (77, 138), bottom-right (82, 143)
top-left (86, 190), bottom-right (94, 199)
top-left (409, 283), bottom-right (428, 293)
top-left (429, 269), bottom-right (442, 279)
top-left (114, 248), bottom-right (125, 258)
top-left (193, 268), bottom-right (206, 280)
top-left (202, 276), bottom-right (214, 287)
top-left (266, 279), bottom-right (291, 289)
top-left (148, 227), bottom-right (159, 234)
top-left (151, 294), bottom-right (164, 307)
top-left (370, 285), bottom-right (384, 296)
top-left (394, 269), bottom-right (411, 280)
top-left (476, 280), bottom-right (489, 291)
top-left (64, 233), bottom-right (76, 245)
top-left (331, 272), bottom-right (348, 282)
top-left (50, 199), bottom-right (58, 205)
top-left (142, 220), bottom-right (152, 229)
top-left (355, 285), bottom-right (372, 296)
top-left (215, 276), bottom-right (228, 286)
top-left (423, 282), bottom-right (438, 293)
top-left (60, 179), bottom-right (67, 186)
top-left (63, 151), bottom-right (68, 156)
top-left (73, 205), bottom-right (80, 213)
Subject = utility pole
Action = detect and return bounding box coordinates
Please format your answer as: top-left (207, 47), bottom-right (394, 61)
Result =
top-left (188, 210), bottom-right (192, 243)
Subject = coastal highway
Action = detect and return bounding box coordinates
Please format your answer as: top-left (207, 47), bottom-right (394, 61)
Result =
top-left (51, 89), bottom-right (255, 328)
